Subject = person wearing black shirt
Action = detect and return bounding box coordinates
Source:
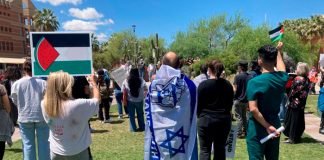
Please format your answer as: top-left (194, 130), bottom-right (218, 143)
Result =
top-left (197, 60), bottom-right (234, 160)
top-left (233, 61), bottom-right (249, 138)
top-left (72, 76), bottom-right (93, 160)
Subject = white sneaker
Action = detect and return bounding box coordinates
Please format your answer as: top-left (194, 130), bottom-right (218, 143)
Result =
top-left (118, 115), bottom-right (123, 120)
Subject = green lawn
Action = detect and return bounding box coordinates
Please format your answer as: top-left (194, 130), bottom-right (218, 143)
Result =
top-left (4, 96), bottom-right (324, 159)
top-left (305, 95), bottom-right (320, 116)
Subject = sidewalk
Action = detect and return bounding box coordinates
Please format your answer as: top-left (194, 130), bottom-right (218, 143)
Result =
top-left (304, 113), bottom-right (324, 143)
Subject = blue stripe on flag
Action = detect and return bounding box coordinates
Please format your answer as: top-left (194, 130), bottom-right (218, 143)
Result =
top-left (145, 84), bottom-right (161, 160)
top-left (184, 75), bottom-right (198, 160)
top-left (184, 75), bottom-right (196, 122)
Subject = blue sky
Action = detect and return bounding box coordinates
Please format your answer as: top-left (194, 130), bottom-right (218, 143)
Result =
top-left (33, 0), bottom-right (324, 44)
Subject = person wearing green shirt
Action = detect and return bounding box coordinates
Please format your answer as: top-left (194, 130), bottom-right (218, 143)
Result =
top-left (246, 42), bottom-right (288, 160)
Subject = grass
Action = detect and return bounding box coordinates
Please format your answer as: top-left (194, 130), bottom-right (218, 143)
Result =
top-left (4, 97), bottom-right (324, 160)
top-left (305, 94), bottom-right (320, 116)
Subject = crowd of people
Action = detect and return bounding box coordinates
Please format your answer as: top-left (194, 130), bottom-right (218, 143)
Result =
top-left (0, 41), bottom-right (323, 160)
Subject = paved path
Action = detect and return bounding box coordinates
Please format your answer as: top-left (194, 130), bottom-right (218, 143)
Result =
top-left (304, 113), bottom-right (324, 143)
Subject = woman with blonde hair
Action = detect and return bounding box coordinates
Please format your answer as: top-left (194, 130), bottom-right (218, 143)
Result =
top-left (283, 62), bottom-right (310, 144)
top-left (41, 71), bottom-right (100, 159)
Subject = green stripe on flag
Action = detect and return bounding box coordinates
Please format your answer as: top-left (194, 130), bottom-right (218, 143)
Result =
top-left (271, 34), bottom-right (283, 42)
top-left (34, 60), bottom-right (92, 76)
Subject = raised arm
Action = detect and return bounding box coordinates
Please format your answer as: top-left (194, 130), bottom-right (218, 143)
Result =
top-left (276, 41), bottom-right (286, 72)
top-left (89, 74), bottom-right (100, 101)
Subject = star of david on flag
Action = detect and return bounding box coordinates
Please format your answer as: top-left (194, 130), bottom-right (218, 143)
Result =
top-left (160, 127), bottom-right (189, 158)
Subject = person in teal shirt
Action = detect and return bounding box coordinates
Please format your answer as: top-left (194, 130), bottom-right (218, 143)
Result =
top-left (246, 42), bottom-right (288, 160)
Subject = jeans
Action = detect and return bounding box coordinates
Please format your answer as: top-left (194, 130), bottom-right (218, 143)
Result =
top-left (115, 92), bottom-right (123, 116)
top-left (234, 100), bottom-right (247, 135)
top-left (279, 94), bottom-right (288, 122)
top-left (149, 71), bottom-right (154, 82)
top-left (19, 121), bottom-right (50, 160)
top-left (127, 101), bottom-right (145, 132)
top-left (99, 98), bottom-right (110, 121)
top-left (139, 68), bottom-right (145, 78)
top-left (320, 110), bottom-right (324, 130)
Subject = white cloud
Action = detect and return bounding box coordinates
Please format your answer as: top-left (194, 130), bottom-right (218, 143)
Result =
top-left (69, 8), bottom-right (103, 20)
top-left (63, 19), bottom-right (114, 31)
top-left (107, 18), bottom-right (114, 24)
top-left (37, 0), bottom-right (82, 6)
top-left (96, 33), bottom-right (108, 42)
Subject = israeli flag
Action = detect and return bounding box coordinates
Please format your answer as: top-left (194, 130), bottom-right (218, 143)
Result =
top-left (144, 65), bottom-right (198, 160)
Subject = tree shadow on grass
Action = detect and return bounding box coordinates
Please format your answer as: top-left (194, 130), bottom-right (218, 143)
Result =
top-left (304, 111), bottom-right (314, 114)
top-left (301, 137), bottom-right (319, 144)
top-left (91, 129), bottom-right (109, 134)
top-left (109, 120), bottom-right (124, 124)
top-left (6, 148), bottom-right (22, 153)
top-left (89, 117), bottom-right (98, 122)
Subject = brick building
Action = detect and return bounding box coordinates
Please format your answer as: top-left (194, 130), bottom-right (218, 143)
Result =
top-left (0, 0), bottom-right (36, 69)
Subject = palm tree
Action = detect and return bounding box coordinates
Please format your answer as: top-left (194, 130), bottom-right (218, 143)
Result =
top-left (33, 9), bottom-right (59, 31)
top-left (91, 34), bottom-right (100, 52)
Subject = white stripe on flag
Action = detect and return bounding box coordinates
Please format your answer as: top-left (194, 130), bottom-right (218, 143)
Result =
top-left (55, 47), bottom-right (91, 61)
top-left (31, 47), bottom-right (92, 61)
top-left (270, 31), bottom-right (281, 39)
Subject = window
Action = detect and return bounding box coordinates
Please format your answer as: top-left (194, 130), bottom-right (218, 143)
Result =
top-left (0, 12), bottom-right (2, 15)
top-left (4, 27), bottom-right (7, 32)
top-left (24, 18), bottom-right (29, 25)
top-left (6, 42), bottom-right (9, 50)
top-left (0, 26), bottom-right (3, 31)
top-left (1, 42), bottom-right (5, 50)
top-left (7, 13), bottom-right (10, 17)
top-left (0, 42), bottom-right (1, 51)
top-left (22, 3), bottom-right (27, 9)
top-left (10, 42), bottom-right (13, 51)
top-left (9, 28), bottom-right (11, 32)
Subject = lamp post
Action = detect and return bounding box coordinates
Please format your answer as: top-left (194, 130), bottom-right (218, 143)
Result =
top-left (132, 25), bottom-right (137, 65)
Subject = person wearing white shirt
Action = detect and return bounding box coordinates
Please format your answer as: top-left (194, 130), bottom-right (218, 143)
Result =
top-left (41, 71), bottom-right (100, 160)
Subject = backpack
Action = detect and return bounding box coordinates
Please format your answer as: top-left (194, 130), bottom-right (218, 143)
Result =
top-left (318, 88), bottom-right (324, 112)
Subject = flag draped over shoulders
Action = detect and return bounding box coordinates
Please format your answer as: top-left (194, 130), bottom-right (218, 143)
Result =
top-left (144, 65), bottom-right (198, 160)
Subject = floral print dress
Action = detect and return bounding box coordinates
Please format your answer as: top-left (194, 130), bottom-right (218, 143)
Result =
top-left (283, 76), bottom-right (310, 143)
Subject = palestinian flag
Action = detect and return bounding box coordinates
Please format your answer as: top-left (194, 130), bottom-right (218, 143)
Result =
top-left (269, 25), bottom-right (284, 42)
top-left (30, 33), bottom-right (92, 77)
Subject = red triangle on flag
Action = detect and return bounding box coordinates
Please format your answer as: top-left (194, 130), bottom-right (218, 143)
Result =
top-left (36, 38), bottom-right (60, 71)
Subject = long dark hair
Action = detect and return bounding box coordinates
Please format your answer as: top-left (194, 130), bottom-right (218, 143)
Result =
top-left (128, 68), bottom-right (141, 98)
top-left (208, 60), bottom-right (224, 78)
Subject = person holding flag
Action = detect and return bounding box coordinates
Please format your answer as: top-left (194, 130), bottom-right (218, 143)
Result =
top-left (144, 52), bottom-right (198, 160)
top-left (246, 41), bottom-right (288, 160)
